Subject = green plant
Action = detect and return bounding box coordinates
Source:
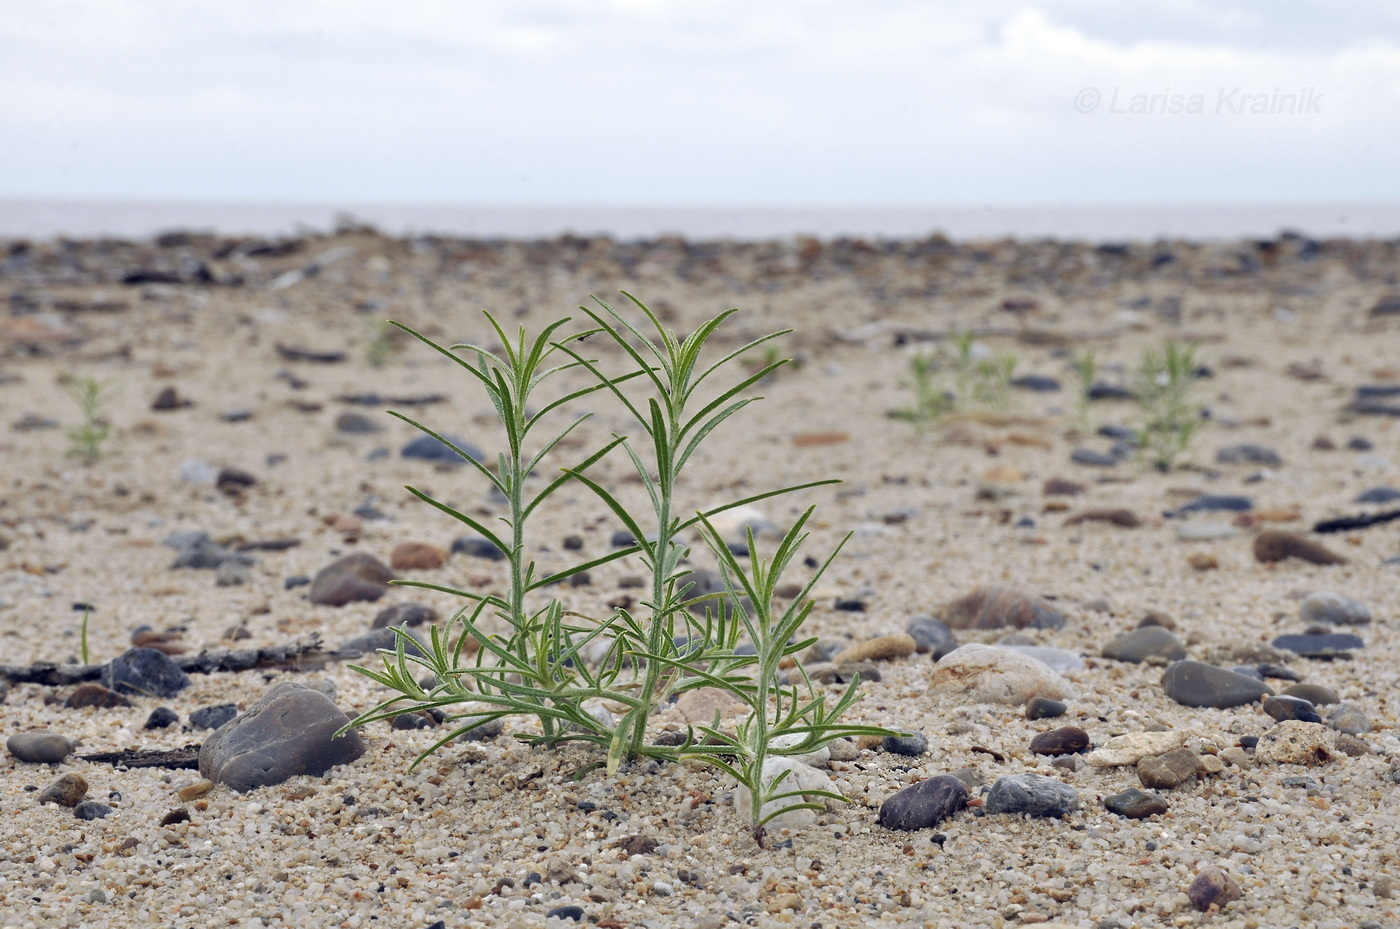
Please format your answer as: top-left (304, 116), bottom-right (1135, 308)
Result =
top-left (366, 319), bottom-right (403, 367)
top-left (887, 351), bottom-right (952, 427)
top-left (972, 352), bottom-right (1017, 413)
top-left (64, 376), bottom-right (112, 465)
top-left (1070, 349), bottom-right (1098, 435)
top-left (346, 296), bottom-right (881, 806)
top-left (1136, 340), bottom-right (1202, 471)
top-left (79, 605), bottom-right (92, 665)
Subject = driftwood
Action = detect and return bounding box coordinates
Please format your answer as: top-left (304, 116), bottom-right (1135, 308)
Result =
top-left (0, 634), bottom-right (349, 687)
top-left (79, 744), bottom-right (202, 770)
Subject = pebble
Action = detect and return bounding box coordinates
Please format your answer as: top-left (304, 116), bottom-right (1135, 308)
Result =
top-left (1087, 731), bottom-right (1190, 767)
top-left (215, 560), bottom-right (252, 586)
top-left (1101, 626), bottom-right (1186, 663)
top-left (1327, 703), bottom-right (1372, 735)
top-left (940, 585), bottom-right (1065, 631)
top-left (102, 646), bottom-right (191, 698)
top-left (905, 615), bottom-right (958, 657)
top-left (983, 774), bottom-right (1079, 817)
top-left (929, 644), bottom-right (1075, 705)
top-left (1299, 591), bottom-right (1372, 625)
top-left (178, 779), bottom-right (215, 801)
top-left (1253, 720), bottom-right (1335, 765)
top-left (1262, 694), bottom-right (1322, 723)
top-left (1171, 494), bottom-right (1254, 516)
top-left (334, 411), bottom-right (383, 434)
top-left (1217, 443), bottom-right (1282, 466)
top-left (190, 703), bottom-right (239, 730)
top-left (1041, 477), bottom-right (1085, 496)
top-left (66, 682), bottom-right (132, 709)
top-left (1160, 660), bottom-right (1273, 708)
top-left (1271, 632), bottom-right (1364, 658)
top-left (169, 535), bottom-right (231, 569)
top-left (882, 731), bottom-right (929, 756)
top-left (545, 905), bottom-right (585, 921)
top-left (1024, 696), bottom-right (1067, 720)
top-left (371, 602), bottom-right (439, 629)
top-left (998, 645), bottom-right (1084, 673)
top-left (400, 433), bottom-right (483, 464)
top-left (876, 774), bottom-right (969, 830)
top-left (1253, 529), bottom-right (1347, 565)
top-left (144, 706), bottom-right (179, 729)
top-left (451, 535), bottom-right (506, 560)
top-left (1138, 610), bottom-right (1177, 630)
top-left (1070, 448), bottom-right (1117, 467)
top-left (1063, 507), bottom-right (1140, 528)
top-left (1281, 682), bottom-right (1339, 705)
top-left (674, 687), bottom-right (746, 724)
top-left (1029, 726), bottom-right (1089, 756)
top-left (1355, 486), bottom-right (1400, 504)
top-left (390, 541), bottom-right (448, 571)
top-left (831, 633), bottom-right (915, 664)
top-left (308, 552), bottom-right (394, 606)
top-left (1175, 521), bottom-right (1240, 541)
top-left (733, 759), bottom-right (840, 830)
top-left (73, 801), bottom-right (113, 821)
top-left (1013, 374), bottom-right (1060, 392)
top-left (337, 626), bottom-right (427, 659)
top-left (1137, 748), bottom-right (1200, 788)
top-left (38, 772), bottom-right (88, 807)
top-left (199, 682), bottom-right (366, 792)
top-left (1188, 867), bottom-right (1243, 911)
top-left (1103, 787), bottom-right (1168, 819)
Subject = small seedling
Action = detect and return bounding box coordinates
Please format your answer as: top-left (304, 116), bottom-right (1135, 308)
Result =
top-left (1070, 350), bottom-right (1098, 435)
top-left (64, 376), bottom-right (112, 465)
top-left (79, 605), bottom-right (92, 665)
top-left (887, 351), bottom-right (952, 427)
top-left (1136, 340), bottom-right (1203, 471)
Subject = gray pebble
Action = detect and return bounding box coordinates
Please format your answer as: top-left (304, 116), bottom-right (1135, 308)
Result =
top-left (1327, 703), bottom-right (1371, 735)
top-left (1070, 448), bottom-right (1118, 467)
top-left (103, 647), bottom-right (192, 698)
top-left (7, 731), bottom-right (75, 764)
top-left (1354, 486), bottom-right (1400, 504)
top-left (984, 774), bottom-right (1079, 817)
top-left (1281, 683), bottom-right (1340, 706)
top-left (335, 411), bottom-right (383, 434)
top-left (371, 602), bottom-right (439, 629)
top-left (144, 706), bottom-right (179, 730)
top-left (39, 772), bottom-right (88, 807)
top-left (451, 535), bottom-right (506, 560)
top-left (1216, 443), bottom-right (1282, 466)
top-left (1025, 696), bottom-right (1067, 720)
top-left (1272, 633), bottom-right (1364, 658)
top-left (882, 732), bottom-right (929, 756)
top-left (215, 560), bottom-right (251, 586)
top-left (73, 801), bottom-right (113, 821)
top-left (1299, 592), bottom-right (1371, 626)
top-left (199, 682), bottom-right (365, 792)
top-left (1029, 726), bottom-right (1090, 756)
top-left (1161, 660), bottom-right (1273, 708)
top-left (1104, 787), bottom-right (1168, 819)
top-left (905, 615), bottom-right (957, 657)
top-left (1263, 695), bottom-right (1322, 724)
top-left (401, 433), bottom-right (483, 463)
top-left (189, 703), bottom-right (239, 730)
top-left (1102, 626), bottom-right (1186, 663)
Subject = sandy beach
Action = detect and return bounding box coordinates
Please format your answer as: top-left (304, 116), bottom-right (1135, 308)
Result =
top-left (1, 228), bottom-right (1398, 929)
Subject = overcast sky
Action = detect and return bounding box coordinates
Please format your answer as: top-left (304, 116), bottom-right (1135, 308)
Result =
top-left (2, 1), bottom-right (1398, 207)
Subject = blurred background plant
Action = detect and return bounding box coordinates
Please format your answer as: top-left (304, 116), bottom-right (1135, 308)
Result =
top-left (1135, 340), bottom-right (1203, 471)
top-left (63, 375), bottom-right (112, 465)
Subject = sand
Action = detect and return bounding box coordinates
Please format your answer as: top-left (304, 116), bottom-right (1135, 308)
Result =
top-left (0, 229), bottom-right (1398, 928)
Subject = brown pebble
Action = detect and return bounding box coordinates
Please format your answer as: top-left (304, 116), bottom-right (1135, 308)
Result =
top-left (178, 779), bottom-right (215, 802)
top-left (160, 808), bottom-right (191, 826)
top-left (1188, 867), bottom-right (1242, 911)
top-left (1137, 611), bottom-right (1177, 631)
top-left (38, 773), bottom-right (88, 807)
top-left (1253, 530), bottom-right (1347, 565)
top-left (1041, 477), bottom-right (1085, 496)
top-left (831, 634), bottom-right (916, 664)
top-left (791, 431), bottom-right (849, 447)
top-left (1187, 552), bottom-right (1219, 571)
top-left (1029, 726), bottom-right (1090, 756)
top-left (131, 627), bottom-right (187, 655)
top-left (940, 586), bottom-right (1064, 631)
top-left (65, 682), bottom-right (132, 709)
top-left (390, 541), bottom-right (448, 571)
top-left (1063, 507), bottom-right (1141, 528)
top-left (1137, 748), bottom-right (1200, 789)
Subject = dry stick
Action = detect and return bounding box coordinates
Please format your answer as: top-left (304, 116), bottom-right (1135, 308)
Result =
top-left (0, 634), bottom-right (349, 687)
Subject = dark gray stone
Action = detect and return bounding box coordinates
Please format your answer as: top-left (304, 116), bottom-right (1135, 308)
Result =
top-left (451, 535), bottom-right (506, 560)
top-left (401, 433), bottom-right (483, 464)
top-left (984, 774), bottom-right (1079, 817)
top-left (882, 732), bottom-right (929, 756)
top-left (1280, 682), bottom-right (1339, 705)
top-left (144, 707), bottom-right (179, 730)
top-left (1013, 375), bottom-right (1061, 392)
top-left (199, 682), bottom-right (365, 792)
top-left (906, 615), bottom-right (957, 657)
top-left (1216, 443), bottom-right (1282, 466)
top-left (1272, 633), bottom-right (1364, 658)
top-left (190, 703), bottom-right (239, 730)
top-left (1070, 448), bottom-right (1118, 467)
top-left (337, 626), bottom-right (427, 659)
top-left (335, 411), bottom-right (383, 434)
top-left (1188, 868), bottom-right (1242, 911)
top-left (877, 774), bottom-right (969, 831)
top-left (1161, 661), bottom-right (1273, 709)
top-left (103, 647), bottom-right (191, 698)
top-left (1262, 695), bottom-right (1322, 724)
top-left (545, 906), bottom-right (584, 922)
top-left (162, 530), bottom-right (211, 550)
top-left (371, 602), bottom-right (438, 629)
top-left (1104, 787), bottom-right (1168, 819)
top-left (7, 731), bottom-right (75, 764)
top-left (1101, 626), bottom-right (1186, 663)
top-left (1024, 696), bottom-right (1067, 720)
top-left (170, 538), bottom-right (230, 569)
top-left (73, 801), bottom-right (113, 821)
top-left (1169, 494), bottom-right (1253, 516)
top-left (1029, 726), bottom-right (1090, 756)
top-left (1355, 487), bottom-right (1400, 504)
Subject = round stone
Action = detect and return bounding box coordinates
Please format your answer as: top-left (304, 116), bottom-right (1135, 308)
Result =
top-left (1029, 726), bottom-right (1090, 756)
top-left (1160, 661), bottom-right (1273, 708)
top-left (1102, 626), bottom-right (1186, 663)
top-left (877, 774), bottom-right (969, 831)
top-left (984, 774), bottom-right (1079, 817)
top-left (1262, 695), bottom-right (1322, 724)
top-left (7, 731), bottom-right (75, 764)
top-left (38, 773), bottom-right (88, 807)
top-left (1104, 787), bottom-right (1168, 819)
top-left (1280, 683), bottom-right (1340, 706)
top-left (1025, 696), bottom-right (1068, 720)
